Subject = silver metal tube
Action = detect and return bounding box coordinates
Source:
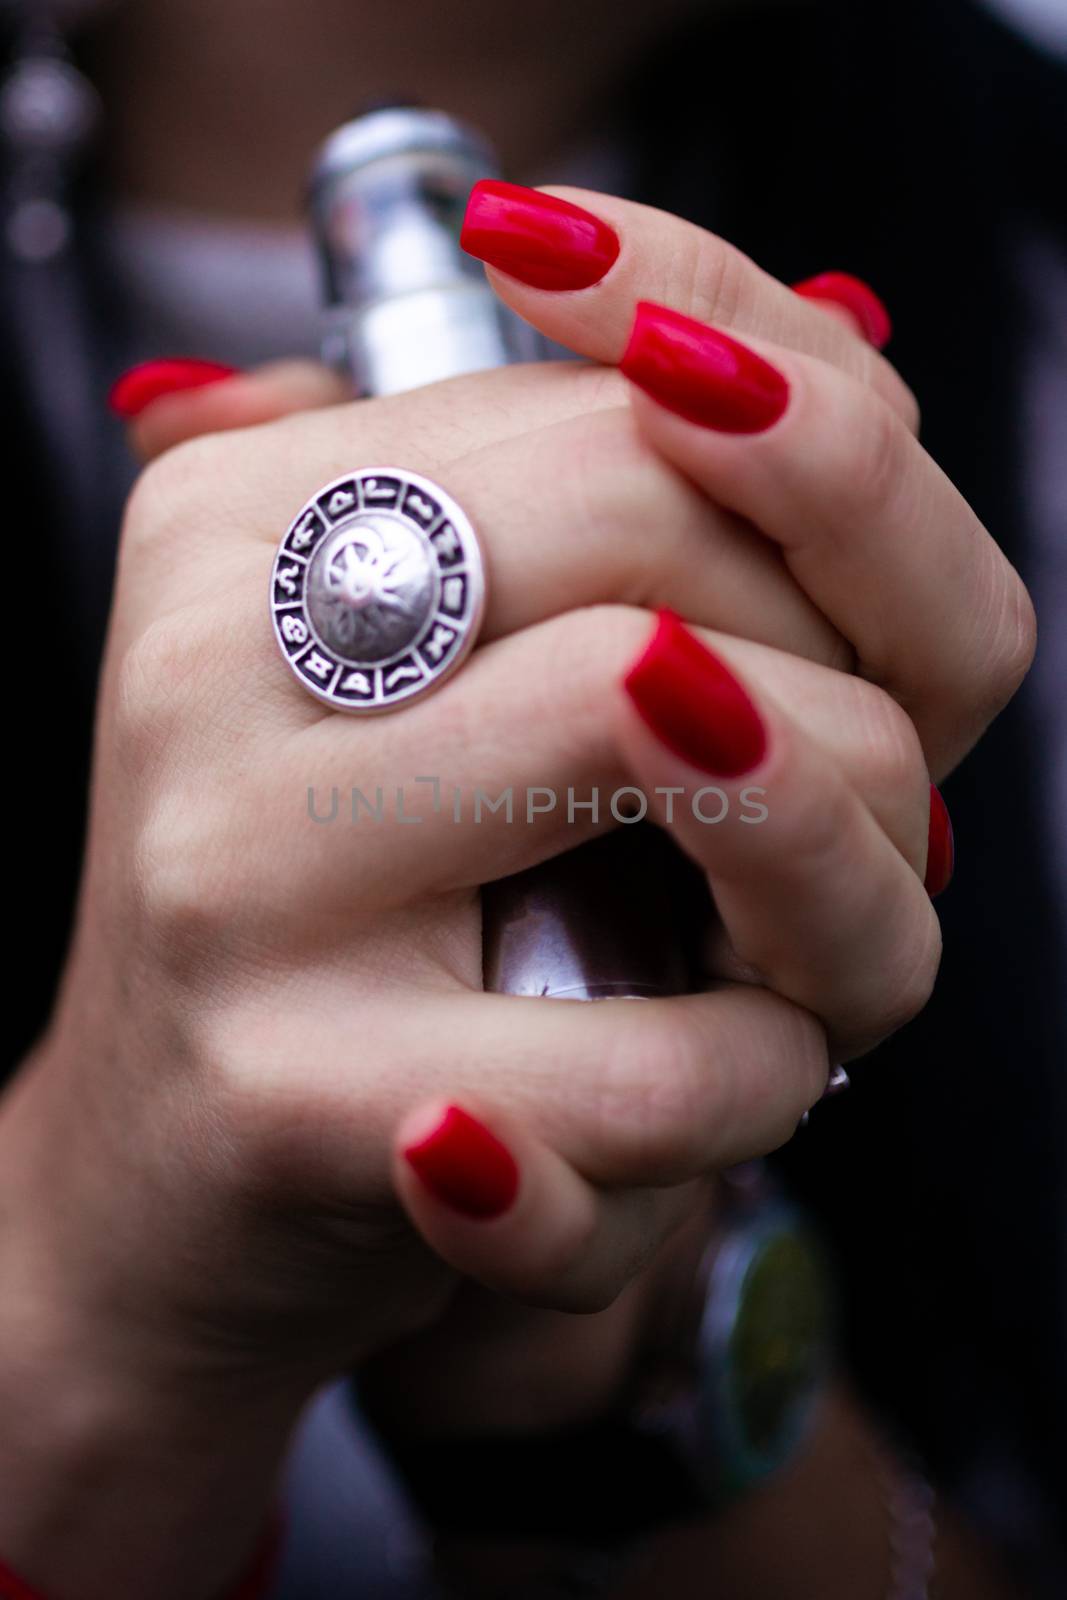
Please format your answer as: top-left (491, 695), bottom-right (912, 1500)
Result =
top-left (309, 107), bottom-right (545, 392)
top-left (307, 105), bottom-right (701, 1002)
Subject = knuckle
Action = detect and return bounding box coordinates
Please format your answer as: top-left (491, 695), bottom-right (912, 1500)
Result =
top-left (862, 346), bottom-right (922, 435)
top-left (677, 227), bottom-right (749, 330)
top-left (115, 595), bottom-right (259, 764)
top-left (851, 682), bottom-right (928, 801)
top-left (776, 773), bottom-right (858, 889)
top-left (134, 787), bottom-right (238, 974)
top-left (865, 909), bottom-right (943, 1044)
top-left (114, 607), bottom-right (203, 756)
top-left (837, 389), bottom-right (910, 520)
top-left (121, 436), bottom-right (215, 556)
top-left (979, 559), bottom-right (1038, 713)
top-left (176, 1003), bottom-right (292, 1182)
top-left (195, 1003), bottom-right (268, 1110)
top-left (732, 1000), bottom-right (828, 1150)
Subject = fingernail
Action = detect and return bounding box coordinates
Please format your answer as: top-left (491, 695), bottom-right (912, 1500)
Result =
top-left (109, 357), bottom-right (239, 418)
top-left (925, 784), bottom-right (955, 898)
top-left (624, 609), bottom-right (768, 778)
top-left (791, 272), bottom-right (893, 350)
top-left (402, 1105), bottom-right (519, 1220)
top-left (461, 178), bottom-right (620, 291)
top-left (621, 302), bottom-right (790, 434)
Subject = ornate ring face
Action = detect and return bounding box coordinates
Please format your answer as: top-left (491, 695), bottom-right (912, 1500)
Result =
top-left (270, 468), bottom-right (485, 713)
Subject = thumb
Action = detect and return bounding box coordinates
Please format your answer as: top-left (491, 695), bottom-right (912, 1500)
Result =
top-left (109, 357), bottom-right (352, 463)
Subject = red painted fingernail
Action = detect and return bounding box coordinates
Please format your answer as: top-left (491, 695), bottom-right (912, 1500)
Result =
top-left (109, 357), bottom-right (239, 418)
top-left (402, 1106), bottom-right (519, 1220)
top-left (624, 609), bottom-right (768, 778)
top-left (925, 785), bottom-right (955, 898)
top-left (792, 272), bottom-right (893, 350)
top-left (461, 179), bottom-right (620, 291)
top-left (621, 302), bottom-right (790, 434)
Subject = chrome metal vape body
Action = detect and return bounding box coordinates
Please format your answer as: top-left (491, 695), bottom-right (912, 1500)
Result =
top-left (308, 106), bottom-right (701, 1002)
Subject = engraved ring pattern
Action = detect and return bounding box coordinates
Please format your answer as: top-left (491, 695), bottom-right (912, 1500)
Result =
top-left (271, 468), bottom-right (486, 713)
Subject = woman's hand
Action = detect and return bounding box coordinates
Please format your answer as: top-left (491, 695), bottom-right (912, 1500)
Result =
top-left (0, 186), bottom-right (1032, 1600)
top-left (139, 183), bottom-right (1033, 783)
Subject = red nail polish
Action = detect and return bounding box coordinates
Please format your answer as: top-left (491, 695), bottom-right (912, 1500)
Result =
top-left (624, 610), bottom-right (768, 778)
top-left (402, 1106), bottom-right (519, 1220)
top-left (461, 179), bottom-right (620, 291)
top-left (0, 1553), bottom-right (47, 1600)
top-left (925, 785), bottom-right (955, 898)
top-left (109, 357), bottom-right (239, 419)
top-left (621, 302), bottom-right (790, 434)
top-left (791, 272), bottom-right (893, 350)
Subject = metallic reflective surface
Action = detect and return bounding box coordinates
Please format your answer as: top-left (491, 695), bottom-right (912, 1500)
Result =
top-left (308, 106), bottom-right (545, 394)
top-left (306, 514), bottom-right (437, 662)
top-left (271, 467), bottom-right (485, 713)
top-left (307, 106), bottom-right (700, 1002)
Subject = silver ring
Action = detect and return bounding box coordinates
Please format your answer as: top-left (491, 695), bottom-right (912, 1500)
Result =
top-left (270, 467), bottom-right (486, 714)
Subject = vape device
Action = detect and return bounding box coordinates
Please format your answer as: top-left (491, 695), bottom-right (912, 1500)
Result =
top-left (309, 107), bottom-right (544, 393)
top-left (308, 105), bottom-right (704, 1002)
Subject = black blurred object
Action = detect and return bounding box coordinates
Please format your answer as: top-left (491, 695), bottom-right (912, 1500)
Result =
top-left (621, 4), bottom-right (1067, 1589)
top-left (483, 828), bottom-right (709, 998)
top-left (1, 0), bottom-right (1066, 1591)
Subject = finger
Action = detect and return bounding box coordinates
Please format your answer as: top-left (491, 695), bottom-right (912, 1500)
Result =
top-left (461, 182), bottom-right (918, 429)
top-left (136, 358), bottom-right (630, 490)
top-left (117, 359), bottom-right (637, 619)
top-left (127, 593), bottom-right (932, 919)
top-left (431, 408), bottom-right (847, 664)
top-left (127, 359), bottom-right (353, 462)
top-left (791, 272), bottom-right (893, 350)
top-left (248, 977), bottom-right (827, 1310)
top-left (288, 616), bottom-right (924, 896)
top-left (621, 611), bottom-right (942, 1059)
top-left (126, 387), bottom-right (847, 675)
top-left (394, 1100), bottom-right (699, 1312)
top-left (618, 305), bottom-right (1036, 777)
top-left (290, 607), bottom-right (931, 903)
top-left (127, 355), bottom-right (626, 470)
top-left (258, 980), bottom-right (827, 1213)
top-left (112, 361), bottom-right (628, 639)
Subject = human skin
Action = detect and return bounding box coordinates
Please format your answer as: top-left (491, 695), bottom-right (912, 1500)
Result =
top-left (0, 175), bottom-right (1034, 1595)
top-left (0, 6), bottom-right (1037, 1597)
